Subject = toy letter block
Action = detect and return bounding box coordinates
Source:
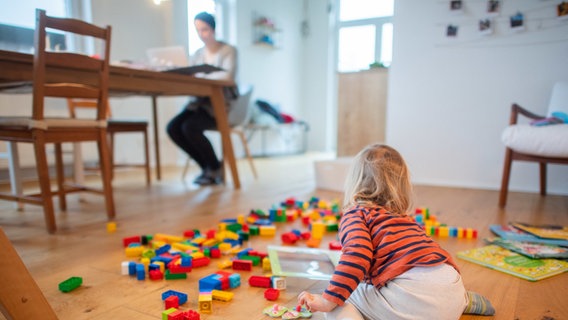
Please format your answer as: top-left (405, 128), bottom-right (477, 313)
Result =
top-left (58, 276), bottom-right (82, 292)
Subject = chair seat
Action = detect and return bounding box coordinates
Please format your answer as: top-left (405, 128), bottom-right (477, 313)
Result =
top-left (502, 123), bottom-right (568, 157)
top-left (0, 117), bottom-right (106, 130)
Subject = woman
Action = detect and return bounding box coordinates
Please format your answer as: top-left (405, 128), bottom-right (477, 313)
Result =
top-left (166, 11), bottom-right (238, 185)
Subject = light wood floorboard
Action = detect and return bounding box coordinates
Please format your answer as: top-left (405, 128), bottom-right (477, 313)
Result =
top-left (1, 153), bottom-right (567, 320)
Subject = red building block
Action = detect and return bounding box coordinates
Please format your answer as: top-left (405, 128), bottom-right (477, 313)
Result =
top-left (122, 235), bottom-right (141, 247)
top-left (249, 275), bottom-right (271, 288)
top-left (192, 257), bottom-right (211, 268)
top-left (264, 288), bottom-right (280, 301)
top-left (149, 270), bottom-right (164, 281)
top-left (210, 247), bottom-right (221, 258)
top-left (232, 259), bottom-right (253, 271)
top-left (165, 295), bottom-right (179, 309)
top-left (205, 229), bottom-right (216, 239)
top-left (281, 232), bottom-right (299, 245)
top-left (182, 310), bottom-right (200, 320)
top-left (167, 310), bottom-right (184, 320)
top-left (329, 240), bottom-right (342, 250)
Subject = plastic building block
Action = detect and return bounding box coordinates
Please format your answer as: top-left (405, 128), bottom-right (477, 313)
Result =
top-left (262, 257), bottom-right (272, 271)
top-left (228, 273), bottom-right (241, 288)
top-left (121, 261), bottom-right (130, 275)
top-left (281, 232), bottom-right (299, 245)
top-left (167, 310), bottom-right (184, 320)
top-left (149, 269), bottom-right (164, 281)
top-left (165, 269), bottom-right (187, 280)
top-left (192, 257), bottom-right (211, 268)
top-left (122, 235), bottom-right (140, 247)
top-left (264, 288), bottom-right (280, 301)
top-left (240, 255), bottom-right (261, 266)
top-left (165, 295), bottom-right (179, 309)
top-left (311, 222), bottom-right (326, 239)
top-left (58, 276), bottom-right (82, 292)
top-left (198, 292), bottom-right (213, 314)
top-left (162, 308), bottom-right (178, 320)
top-left (260, 225), bottom-right (277, 236)
top-left (181, 310), bottom-right (200, 320)
top-left (249, 275), bottom-right (272, 288)
top-left (106, 221), bottom-right (116, 233)
top-left (125, 246), bottom-right (144, 257)
top-left (232, 259), bottom-right (253, 271)
top-left (210, 247), bottom-right (221, 258)
top-left (306, 238), bottom-right (321, 248)
top-left (211, 289), bottom-right (234, 302)
top-left (218, 259), bottom-right (233, 269)
top-left (329, 240), bottom-right (342, 250)
top-left (162, 290), bottom-right (188, 304)
top-left (199, 274), bottom-right (222, 291)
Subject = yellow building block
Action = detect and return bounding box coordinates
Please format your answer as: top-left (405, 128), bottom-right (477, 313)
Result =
top-left (218, 222), bottom-right (227, 232)
top-left (218, 243), bottom-right (232, 254)
top-left (171, 242), bottom-right (199, 252)
top-left (211, 289), bottom-right (234, 302)
top-left (198, 293), bottom-right (213, 313)
top-left (191, 251), bottom-right (205, 259)
top-left (311, 222), bottom-right (326, 240)
top-left (260, 225), bottom-right (276, 237)
top-left (262, 257), bottom-right (272, 271)
top-left (237, 214), bottom-right (245, 225)
top-left (124, 246), bottom-right (144, 257)
top-left (106, 221), bottom-right (117, 233)
top-left (153, 233), bottom-right (184, 244)
top-left (218, 260), bottom-right (232, 269)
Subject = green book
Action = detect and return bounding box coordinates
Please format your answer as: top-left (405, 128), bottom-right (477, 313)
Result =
top-left (457, 245), bottom-right (568, 281)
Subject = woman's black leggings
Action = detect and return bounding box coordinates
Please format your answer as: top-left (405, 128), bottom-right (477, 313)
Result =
top-left (166, 106), bottom-right (221, 172)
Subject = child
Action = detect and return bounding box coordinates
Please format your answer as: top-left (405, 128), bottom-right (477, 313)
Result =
top-left (298, 144), bottom-right (468, 320)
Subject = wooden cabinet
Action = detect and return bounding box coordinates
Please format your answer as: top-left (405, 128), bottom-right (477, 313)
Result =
top-left (337, 68), bottom-right (388, 157)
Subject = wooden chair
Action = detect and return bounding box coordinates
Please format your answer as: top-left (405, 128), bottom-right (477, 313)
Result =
top-left (0, 227), bottom-right (58, 319)
top-left (499, 82), bottom-right (568, 207)
top-left (0, 9), bottom-right (115, 233)
top-left (67, 99), bottom-right (151, 185)
top-left (182, 85), bottom-right (257, 180)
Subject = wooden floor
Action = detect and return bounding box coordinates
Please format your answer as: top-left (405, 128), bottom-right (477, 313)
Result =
top-left (0, 153), bottom-right (567, 320)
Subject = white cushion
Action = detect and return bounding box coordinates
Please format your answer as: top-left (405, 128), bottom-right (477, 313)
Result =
top-left (501, 124), bottom-right (568, 158)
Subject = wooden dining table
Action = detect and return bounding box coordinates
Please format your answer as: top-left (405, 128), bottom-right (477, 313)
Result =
top-left (0, 49), bottom-right (241, 189)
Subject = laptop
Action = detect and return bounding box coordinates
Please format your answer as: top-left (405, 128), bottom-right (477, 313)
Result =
top-left (146, 46), bottom-right (189, 69)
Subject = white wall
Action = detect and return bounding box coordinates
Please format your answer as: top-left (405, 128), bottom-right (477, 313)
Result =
top-left (387, 0), bottom-right (568, 194)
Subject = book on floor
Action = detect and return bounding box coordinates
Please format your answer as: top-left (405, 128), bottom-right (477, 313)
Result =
top-left (489, 224), bottom-right (568, 247)
top-left (511, 222), bottom-right (568, 241)
top-left (484, 237), bottom-right (568, 259)
top-left (457, 245), bottom-right (568, 281)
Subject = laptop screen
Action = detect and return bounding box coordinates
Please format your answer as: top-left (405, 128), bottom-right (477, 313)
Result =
top-left (146, 46), bottom-right (189, 68)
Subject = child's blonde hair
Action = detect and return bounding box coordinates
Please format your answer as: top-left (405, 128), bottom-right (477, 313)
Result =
top-left (343, 144), bottom-right (412, 215)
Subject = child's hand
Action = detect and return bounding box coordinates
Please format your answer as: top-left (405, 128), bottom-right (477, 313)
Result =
top-left (298, 291), bottom-right (337, 312)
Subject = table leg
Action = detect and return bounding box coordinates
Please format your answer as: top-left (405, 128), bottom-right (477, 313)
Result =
top-left (152, 95), bottom-right (161, 180)
top-left (210, 87), bottom-right (240, 189)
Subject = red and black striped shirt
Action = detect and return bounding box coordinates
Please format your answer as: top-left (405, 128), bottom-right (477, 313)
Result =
top-left (322, 205), bottom-right (459, 306)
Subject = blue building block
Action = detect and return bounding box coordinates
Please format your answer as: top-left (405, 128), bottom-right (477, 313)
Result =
top-left (162, 290), bottom-right (188, 305)
top-left (236, 248), bottom-right (252, 259)
top-left (155, 244), bottom-right (171, 255)
top-left (128, 262), bottom-right (137, 276)
top-left (228, 273), bottom-right (241, 289)
top-left (136, 264), bottom-right (145, 280)
top-left (199, 274), bottom-right (222, 291)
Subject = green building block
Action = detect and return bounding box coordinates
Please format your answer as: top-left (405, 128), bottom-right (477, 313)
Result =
top-left (58, 276), bottom-right (82, 292)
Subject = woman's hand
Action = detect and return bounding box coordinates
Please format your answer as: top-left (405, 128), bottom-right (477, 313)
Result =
top-left (298, 291), bottom-right (337, 313)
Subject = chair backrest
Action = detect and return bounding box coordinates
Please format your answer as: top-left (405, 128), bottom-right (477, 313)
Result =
top-left (227, 84), bottom-right (254, 127)
top-left (67, 99), bottom-right (112, 119)
top-left (33, 9), bottom-right (111, 122)
top-left (548, 81), bottom-right (568, 116)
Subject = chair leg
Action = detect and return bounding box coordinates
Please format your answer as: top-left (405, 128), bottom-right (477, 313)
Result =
top-left (108, 132), bottom-right (115, 181)
top-left (6, 142), bottom-right (24, 210)
top-left (0, 228), bottom-right (58, 319)
top-left (234, 129), bottom-right (257, 179)
top-left (499, 148), bottom-right (513, 208)
top-left (539, 162), bottom-right (547, 196)
top-left (97, 129), bottom-right (116, 220)
top-left (182, 158), bottom-right (191, 181)
top-left (142, 129), bottom-right (151, 186)
top-left (54, 143), bottom-right (67, 211)
top-left (33, 131), bottom-right (57, 234)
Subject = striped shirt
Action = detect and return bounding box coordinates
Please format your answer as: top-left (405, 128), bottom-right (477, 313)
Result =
top-left (322, 205), bottom-right (460, 306)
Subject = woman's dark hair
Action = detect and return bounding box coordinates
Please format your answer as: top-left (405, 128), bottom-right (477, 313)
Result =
top-left (195, 11), bottom-right (215, 30)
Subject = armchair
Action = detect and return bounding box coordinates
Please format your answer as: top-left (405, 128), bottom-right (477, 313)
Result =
top-left (499, 82), bottom-right (568, 207)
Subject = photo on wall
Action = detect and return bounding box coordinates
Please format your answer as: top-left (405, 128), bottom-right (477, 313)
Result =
top-left (479, 18), bottom-right (493, 35)
top-left (447, 24), bottom-right (459, 37)
top-left (487, 0), bottom-right (500, 16)
top-left (450, 0), bottom-right (464, 14)
top-left (509, 12), bottom-right (525, 32)
top-left (558, 2), bottom-right (568, 20)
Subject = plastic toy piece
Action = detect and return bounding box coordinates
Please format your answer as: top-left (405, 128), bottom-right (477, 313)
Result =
top-left (232, 259), bottom-right (253, 271)
top-left (282, 310), bottom-right (301, 320)
top-left (272, 277), bottom-right (286, 290)
top-left (263, 304), bottom-right (288, 318)
top-left (211, 289), bottom-right (234, 302)
top-left (181, 310), bottom-right (200, 320)
top-left (328, 241), bottom-right (342, 250)
top-left (162, 290), bottom-right (188, 305)
top-left (198, 292), bottom-right (213, 314)
top-left (164, 295), bottom-right (179, 309)
top-left (249, 275), bottom-right (272, 288)
top-left (106, 221), bottom-right (116, 233)
top-left (58, 276), bottom-right (82, 292)
top-left (264, 288), bottom-right (280, 301)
